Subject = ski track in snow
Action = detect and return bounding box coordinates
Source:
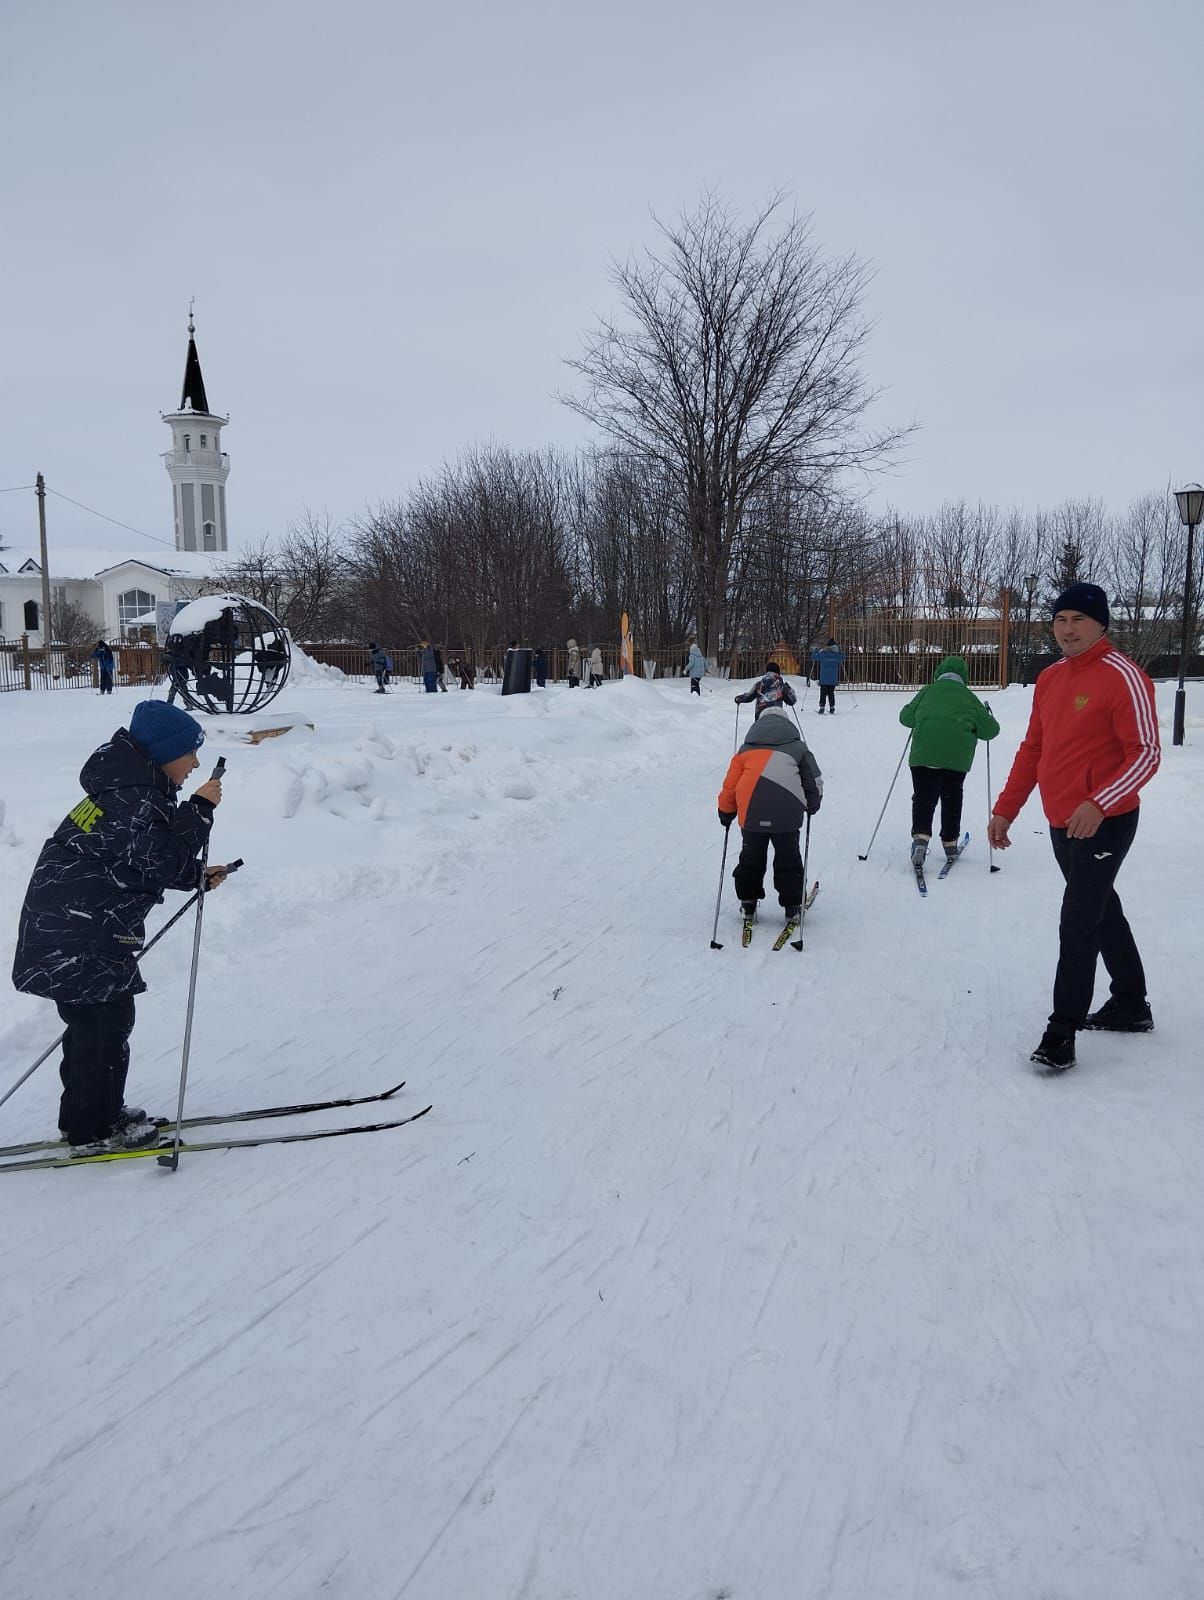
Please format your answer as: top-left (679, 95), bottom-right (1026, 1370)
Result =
top-left (0, 677), bottom-right (1202, 1599)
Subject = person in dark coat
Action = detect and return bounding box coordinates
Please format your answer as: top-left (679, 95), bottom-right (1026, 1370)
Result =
top-left (368, 642), bottom-right (389, 693)
top-left (533, 647), bottom-right (548, 688)
top-left (734, 662), bottom-right (797, 719)
top-left (420, 640), bottom-right (438, 693)
top-left (433, 647), bottom-right (449, 691)
top-left (90, 640), bottom-right (116, 695)
top-left (717, 709), bottom-right (822, 917)
top-left (11, 701), bottom-right (229, 1152)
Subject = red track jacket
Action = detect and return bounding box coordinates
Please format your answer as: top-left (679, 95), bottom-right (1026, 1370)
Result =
top-left (994, 637), bottom-right (1159, 827)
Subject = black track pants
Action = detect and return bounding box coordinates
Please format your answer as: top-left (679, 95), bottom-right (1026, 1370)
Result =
top-left (1048, 810), bottom-right (1145, 1031)
top-left (818, 685), bottom-right (835, 712)
top-left (55, 993), bottom-right (137, 1143)
top-left (733, 829), bottom-right (804, 908)
top-left (911, 767), bottom-right (967, 842)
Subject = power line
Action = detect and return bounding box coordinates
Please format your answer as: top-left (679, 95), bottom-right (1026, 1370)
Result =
top-left (0, 484), bottom-right (36, 493)
top-left (45, 487), bottom-right (174, 548)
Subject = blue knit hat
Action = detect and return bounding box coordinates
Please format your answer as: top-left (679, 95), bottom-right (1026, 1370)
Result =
top-left (1051, 582), bottom-right (1109, 629)
top-left (129, 700), bottom-right (205, 765)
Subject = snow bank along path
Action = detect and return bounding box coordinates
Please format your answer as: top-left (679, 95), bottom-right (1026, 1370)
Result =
top-left (0, 674), bottom-right (1201, 1600)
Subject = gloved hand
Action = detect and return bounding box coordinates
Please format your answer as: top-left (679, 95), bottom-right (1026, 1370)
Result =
top-left (808, 797), bottom-right (822, 816)
top-left (718, 809), bottom-right (736, 829)
top-left (733, 694), bottom-right (742, 704)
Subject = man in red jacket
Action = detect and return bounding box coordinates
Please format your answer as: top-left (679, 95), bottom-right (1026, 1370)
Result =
top-left (988, 583), bottom-right (1160, 1072)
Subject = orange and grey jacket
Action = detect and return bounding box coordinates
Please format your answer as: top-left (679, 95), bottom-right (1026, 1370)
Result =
top-left (718, 711), bottom-right (822, 832)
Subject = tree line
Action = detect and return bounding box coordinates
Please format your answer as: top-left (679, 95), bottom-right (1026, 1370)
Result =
top-left (216, 196), bottom-right (1201, 671)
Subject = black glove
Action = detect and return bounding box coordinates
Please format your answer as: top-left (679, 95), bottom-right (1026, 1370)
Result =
top-left (733, 694), bottom-right (742, 703)
top-left (718, 809), bottom-right (736, 829)
top-left (808, 797), bottom-right (821, 816)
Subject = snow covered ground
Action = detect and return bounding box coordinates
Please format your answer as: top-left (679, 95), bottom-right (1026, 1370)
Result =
top-left (0, 669), bottom-right (1201, 1600)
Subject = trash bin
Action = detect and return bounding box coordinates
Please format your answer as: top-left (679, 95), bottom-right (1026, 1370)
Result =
top-left (501, 647), bottom-right (533, 695)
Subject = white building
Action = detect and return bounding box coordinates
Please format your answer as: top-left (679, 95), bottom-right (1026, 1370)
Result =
top-left (0, 317), bottom-right (232, 644)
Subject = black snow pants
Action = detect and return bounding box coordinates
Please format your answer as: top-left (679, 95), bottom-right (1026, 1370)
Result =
top-left (911, 767), bottom-right (967, 843)
top-left (1048, 810), bottom-right (1145, 1032)
top-left (55, 993), bottom-right (137, 1143)
top-left (733, 829), bottom-right (804, 909)
top-left (818, 684), bottom-right (835, 712)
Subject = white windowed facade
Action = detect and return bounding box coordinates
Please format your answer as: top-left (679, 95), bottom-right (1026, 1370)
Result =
top-left (118, 587), bottom-right (157, 635)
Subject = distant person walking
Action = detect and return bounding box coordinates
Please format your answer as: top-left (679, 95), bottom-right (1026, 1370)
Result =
top-left (567, 639), bottom-right (581, 688)
top-left (420, 640), bottom-right (438, 693)
top-left (810, 639), bottom-right (844, 714)
top-left (686, 638), bottom-right (707, 697)
top-left (434, 647), bottom-right (449, 691)
top-left (368, 642), bottom-right (389, 694)
top-left (987, 584), bottom-right (1161, 1072)
top-left (587, 646), bottom-right (603, 688)
top-left (452, 656), bottom-right (475, 690)
top-left (899, 655), bottom-right (999, 869)
top-left (90, 640), bottom-right (115, 696)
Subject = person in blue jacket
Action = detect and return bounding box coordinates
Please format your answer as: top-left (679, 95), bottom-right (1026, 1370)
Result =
top-left (90, 640), bottom-right (116, 695)
top-left (686, 638), bottom-right (708, 696)
top-left (810, 638), bottom-right (844, 713)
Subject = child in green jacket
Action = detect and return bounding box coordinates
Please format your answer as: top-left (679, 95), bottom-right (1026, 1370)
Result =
top-left (899, 655), bottom-right (999, 866)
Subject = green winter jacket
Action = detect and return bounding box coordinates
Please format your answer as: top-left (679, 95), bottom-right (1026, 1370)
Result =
top-left (899, 656), bottom-right (1000, 772)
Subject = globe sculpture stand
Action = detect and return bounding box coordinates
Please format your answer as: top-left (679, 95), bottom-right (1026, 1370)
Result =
top-left (163, 594), bottom-right (291, 715)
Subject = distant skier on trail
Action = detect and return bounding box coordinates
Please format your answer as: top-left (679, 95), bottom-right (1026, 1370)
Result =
top-left (10, 701), bottom-right (230, 1154)
top-left (717, 707), bottom-right (822, 924)
top-left (686, 637), bottom-right (708, 696)
top-left (810, 638), bottom-right (844, 714)
top-left (368, 642), bottom-right (389, 694)
top-left (987, 584), bottom-right (1160, 1072)
top-left (899, 655), bottom-right (999, 872)
top-left (734, 661), bottom-right (797, 719)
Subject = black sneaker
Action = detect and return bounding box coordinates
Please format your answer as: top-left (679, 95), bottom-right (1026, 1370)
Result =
top-left (1031, 1028), bottom-right (1076, 1071)
top-left (1082, 997), bottom-right (1154, 1033)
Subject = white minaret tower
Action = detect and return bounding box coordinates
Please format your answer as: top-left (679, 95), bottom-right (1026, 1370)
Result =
top-left (162, 307), bottom-right (230, 552)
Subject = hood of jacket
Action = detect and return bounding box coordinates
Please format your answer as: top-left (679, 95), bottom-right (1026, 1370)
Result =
top-left (935, 655), bottom-right (969, 684)
top-left (742, 710), bottom-right (801, 750)
top-left (81, 728), bottom-right (175, 799)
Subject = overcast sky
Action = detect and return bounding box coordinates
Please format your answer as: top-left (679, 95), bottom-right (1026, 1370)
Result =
top-left (2, 0), bottom-right (1200, 557)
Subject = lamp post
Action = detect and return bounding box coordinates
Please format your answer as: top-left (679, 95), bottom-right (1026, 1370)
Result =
top-left (1173, 484), bottom-right (1204, 747)
top-left (1021, 572), bottom-right (1038, 687)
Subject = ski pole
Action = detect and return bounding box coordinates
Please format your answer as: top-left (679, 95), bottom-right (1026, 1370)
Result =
top-left (797, 812), bottom-right (813, 938)
top-left (709, 824), bottom-right (733, 949)
top-left (985, 707), bottom-right (1000, 873)
top-left (857, 732), bottom-right (912, 861)
top-left (733, 701), bottom-right (742, 752)
top-left (0, 859), bottom-right (243, 1117)
top-left (159, 756), bottom-right (227, 1172)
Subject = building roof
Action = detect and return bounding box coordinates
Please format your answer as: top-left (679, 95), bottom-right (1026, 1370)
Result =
top-left (180, 316), bottom-right (211, 414)
top-left (0, 547), bottom-right (231, 581)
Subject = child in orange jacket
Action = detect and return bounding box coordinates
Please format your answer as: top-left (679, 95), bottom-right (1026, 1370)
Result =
top-left (718, 709), bottom-right (821, 918)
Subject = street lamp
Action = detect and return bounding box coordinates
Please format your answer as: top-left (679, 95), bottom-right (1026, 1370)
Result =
top-left (1021, 572), bottom-right (1038, 687)
top-left (1172, 484), bottom-right (1204, 747)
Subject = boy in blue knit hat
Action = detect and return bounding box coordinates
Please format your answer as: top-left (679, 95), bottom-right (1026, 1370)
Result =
top-left (11, 702), bottom-right (230, 1153)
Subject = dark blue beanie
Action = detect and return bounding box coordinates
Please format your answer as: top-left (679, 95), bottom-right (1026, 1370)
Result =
top-left (129, 701), bottom-right (205, 765)
top-left (1051, 582), bottom-right (1109, 629)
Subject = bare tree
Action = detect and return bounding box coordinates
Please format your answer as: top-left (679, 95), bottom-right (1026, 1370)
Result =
top-left (219, 511), bottom-right (353, 639)
top-left (563, 194), bottom-right (908, 659)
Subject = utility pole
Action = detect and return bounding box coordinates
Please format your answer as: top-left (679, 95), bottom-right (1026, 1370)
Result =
top-left (35, 473), bottom-right (52, 665)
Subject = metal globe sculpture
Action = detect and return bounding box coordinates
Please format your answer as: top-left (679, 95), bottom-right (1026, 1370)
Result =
top-left (164, 594), bottom-right (291, 714)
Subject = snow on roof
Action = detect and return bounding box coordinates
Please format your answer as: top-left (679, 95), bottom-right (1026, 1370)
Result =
top-left (0, 547), bottom-right (232, 581)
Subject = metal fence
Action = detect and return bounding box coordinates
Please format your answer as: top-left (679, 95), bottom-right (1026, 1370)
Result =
top-left (0, 641), bottom-right (162, 693)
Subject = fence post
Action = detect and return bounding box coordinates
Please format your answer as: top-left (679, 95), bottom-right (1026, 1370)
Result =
top-left (21, 633), bottom-right (31, 690)
top-left (999, 588), bottom-right (1011, 690)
